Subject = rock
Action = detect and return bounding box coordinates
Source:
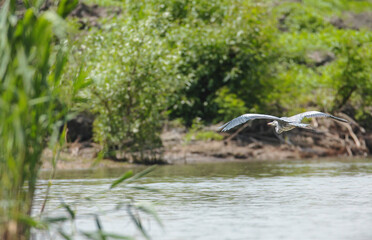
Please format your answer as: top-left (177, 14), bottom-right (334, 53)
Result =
top-left (307, 51), bottom-right (335, 67)
top-left (68, 2), bottom-right (121, 29)
top-left (365, 134), bottom-right (372, 153)
top-left (66, 113), bottom-right (94, 142)
top-left (330, 12), bottom-right (372, 30)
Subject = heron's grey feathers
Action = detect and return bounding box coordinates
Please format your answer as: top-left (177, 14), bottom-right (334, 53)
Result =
top-left (220, 111), bottom-right (348, 133)
top-left (286, 111), bottom-right (348, 123)
top-left (288, 122), bottom-right (311, 129)
top-left (219, 114), bottom-right (283, 132)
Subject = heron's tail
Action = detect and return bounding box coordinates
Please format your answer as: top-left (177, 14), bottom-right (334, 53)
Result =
top-left (330, 115), bottom-right (348, 123)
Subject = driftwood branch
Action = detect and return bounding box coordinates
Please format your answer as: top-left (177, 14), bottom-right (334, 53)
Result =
top-left (224, 122), bottom-right (251, 143)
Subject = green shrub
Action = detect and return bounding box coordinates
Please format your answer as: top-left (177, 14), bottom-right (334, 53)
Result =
top-left (272, 25), bottom-right (372, 120)
top-left (214, 87), bottom-right (247, 122)
top-left (184, 118), bottom-right (223, 143)
top-left (301, 0), bottom-right (372, 14)
top-left (332, 38), bottom-right (372, 110)
top-left (123, 0), bottom-right (226, 23)
top-left (276, 3), bottom-right (330, 33)
top-left (329, 36), bottom-right (372, 127)
top-left (185, 131), bottom-right (224, 142)
top-left (166, 1), bottom-right (279, 125)
top-left (75, 17), bottom-right (178, 160)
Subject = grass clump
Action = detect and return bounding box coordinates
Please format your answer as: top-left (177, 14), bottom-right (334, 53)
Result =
top-left (184, 119), bottom-right (223, 143)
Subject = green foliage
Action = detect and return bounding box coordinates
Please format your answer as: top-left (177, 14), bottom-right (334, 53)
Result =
top-left (75, 16), bottom-right (177, 160)
top-left (270, 11), bottom-right (372, 120)
top-left (165, 1), bottom-right (278, 125)
top-left (184, 119), bottom-right (223, 143)
top-left (214, 87), bottom-right (247, 123)
top-left (122, 0), bottom-right (227, 23)
top-left (190, 131), bottom-right (224, 142)
top-left (57, 0), bottom-right (79, 18)
top-left (301, 0), bottom-right (372, 14)
top-left (330, 36), bottom-right (372, 126)
top-left (332, 38), bottom-right (372, 110)
top-left (69, 0), bottom-right (372, 153)
top-left (276, 3), bottom-right (331, 32)
top-left (0, 0), bottom-right (77, 238)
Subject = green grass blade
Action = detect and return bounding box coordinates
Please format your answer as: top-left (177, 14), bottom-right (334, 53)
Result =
top-left (110, 170), bottom-right (133, 189)
top-left (125, 165), bottom-right (157, 183)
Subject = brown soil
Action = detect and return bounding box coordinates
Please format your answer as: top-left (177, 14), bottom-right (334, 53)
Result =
top-left (330, 12), bottom-right (372, 30)
top-left (69, 2), bottom-right (122, 29)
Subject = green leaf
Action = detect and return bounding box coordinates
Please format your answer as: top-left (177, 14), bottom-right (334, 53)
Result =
top-left (129, 186), bottom-right (160, 193)
top-left (95, 215), bottom-right (103, 231)
top-left (81, 231), bottom-right (135, 240)
top-left (17, 214), bottom-right (47, 230)
top-left (42, 216), bottom-right (69, 223)
top-left (125, 165), bottom-right (157, 184)
top-left (110, 170), bottom-right (134, 189)
top-left (58, 229), bottom-right (73, 240)
top-left (57, 0), bottom-right (79, 19)
top-left (61, 201), bottom-right (75, 219)
top-left (29, 96), bottom-right (51, 106)
top-left (127, 205), bottom-right (150, 240)
top-left (136, 202), bottom-right (163, 228)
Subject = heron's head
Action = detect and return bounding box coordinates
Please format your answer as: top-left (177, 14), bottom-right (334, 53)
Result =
top-left (267, 121), bottom-right (278, 127)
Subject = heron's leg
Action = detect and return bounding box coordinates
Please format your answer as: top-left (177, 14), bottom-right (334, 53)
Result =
top-left (274, 132), bottom-right (293, 145)
top-left (274, 131), bottom-right (285, 144)
top-left (283, 133), bottom-right (294, 146)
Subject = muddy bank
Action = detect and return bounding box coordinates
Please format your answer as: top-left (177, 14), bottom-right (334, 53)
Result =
top-left (42, 116), bottom-right (371, 170)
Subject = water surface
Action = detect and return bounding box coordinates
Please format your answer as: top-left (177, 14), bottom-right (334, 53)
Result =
top-left (34, 159), bottom-right (372, 240)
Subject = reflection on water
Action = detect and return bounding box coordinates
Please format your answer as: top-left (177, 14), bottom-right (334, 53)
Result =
top-left (34, 159), bottom-right (372, 240)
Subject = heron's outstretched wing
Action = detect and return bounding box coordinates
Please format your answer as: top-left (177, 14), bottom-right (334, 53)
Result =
top-left (219, 114), bottom-right (283, 132)
top-left (286, 111), bottom-right (348, 123)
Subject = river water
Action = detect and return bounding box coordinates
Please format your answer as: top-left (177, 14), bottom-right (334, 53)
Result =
top-left (33, 159), bottom-right (372, 240)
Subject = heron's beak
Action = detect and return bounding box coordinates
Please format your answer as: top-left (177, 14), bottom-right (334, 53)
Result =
top-left (267, 122), bottom-right (274, 126)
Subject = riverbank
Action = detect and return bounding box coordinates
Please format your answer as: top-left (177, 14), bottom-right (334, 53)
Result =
top-left (41, 116), bottom-right (372, 170)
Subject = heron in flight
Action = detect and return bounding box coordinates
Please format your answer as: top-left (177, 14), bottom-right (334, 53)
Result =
top-left (220, 111), bottom-right (348, 134)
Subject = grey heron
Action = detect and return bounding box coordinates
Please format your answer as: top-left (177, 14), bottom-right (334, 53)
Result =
top-left (219, 111), bottom-right (348, 134)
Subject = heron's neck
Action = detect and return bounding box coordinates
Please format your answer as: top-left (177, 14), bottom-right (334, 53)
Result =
top-left (275, 125), bottom-right (280, 133)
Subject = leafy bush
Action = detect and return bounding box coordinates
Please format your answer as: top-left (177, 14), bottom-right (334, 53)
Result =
top-left (185, 130), bottom-right (224, 142)
top-left (166, 1), bottom-right (279, 125)
top-left (123, 0), bottom-right (226, 23)
top-left (214, 87), bottom-right (247, 122)
top-left (184, 118), bottom-right (223, 143)
top-left (276, 3), bottom-right (330, 33)
top-left (272, 24), bottom-right (372, 121)
top-left (332, 37), bottom-right (372, 110)
top-left (75, 17), bottom-right (178, 160)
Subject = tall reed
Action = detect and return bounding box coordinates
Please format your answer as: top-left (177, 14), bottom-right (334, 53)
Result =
top-left (0, 1), bottom-right (71, 239)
